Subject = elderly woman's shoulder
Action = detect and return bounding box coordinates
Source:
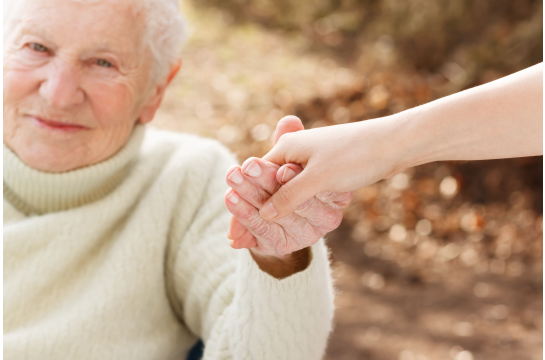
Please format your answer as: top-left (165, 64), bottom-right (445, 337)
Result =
top-left (140, 125), bottom-right (238, 169)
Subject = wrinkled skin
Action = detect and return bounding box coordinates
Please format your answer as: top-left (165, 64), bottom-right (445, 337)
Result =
top-left (224, 118), bottom-right (354, 258)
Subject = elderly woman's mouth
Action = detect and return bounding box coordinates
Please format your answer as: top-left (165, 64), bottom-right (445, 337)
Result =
top-left (29, 116), bottom-right (89, 132)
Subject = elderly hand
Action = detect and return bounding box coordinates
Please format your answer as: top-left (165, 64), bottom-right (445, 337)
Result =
top-left (224, 118), bottom-right (353, 277)
top-left (225, 157), bottom-right (353, 253)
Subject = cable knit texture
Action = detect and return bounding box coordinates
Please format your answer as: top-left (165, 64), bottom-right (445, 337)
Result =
top-left (3, 125), bottom-right (335, 360)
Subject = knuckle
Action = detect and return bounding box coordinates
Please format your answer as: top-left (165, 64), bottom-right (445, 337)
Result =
top-left (248, 217), bottom-right (277, 240)
top-left (338, 191), bottom-right (355, 207)
top-left (238, 207), bottom-right (254, 221)
top-left (331, 212), bottom-right (344, 230)
top-left (322, 210), bottom-right (343, 232)
top-left (332, 191), bottom-right (354, 208)
top-left (252, 222), bottom-right (270, 237)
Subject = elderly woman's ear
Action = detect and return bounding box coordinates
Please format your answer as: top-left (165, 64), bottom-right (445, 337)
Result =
top-left (138, 59), bottom-right (182, 124)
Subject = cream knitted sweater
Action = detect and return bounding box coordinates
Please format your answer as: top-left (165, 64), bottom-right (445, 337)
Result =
top-left (3, 125), bottom-right (335, 360)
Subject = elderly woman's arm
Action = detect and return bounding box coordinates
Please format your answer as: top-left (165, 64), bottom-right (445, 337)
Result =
top-left (166, 142), bottom-right (334, 360)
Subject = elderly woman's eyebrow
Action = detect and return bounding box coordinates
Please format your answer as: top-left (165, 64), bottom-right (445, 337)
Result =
top-left (17, 25), bottom-right (53, 43)
top-left (91, 43), bottom-right (136, 56)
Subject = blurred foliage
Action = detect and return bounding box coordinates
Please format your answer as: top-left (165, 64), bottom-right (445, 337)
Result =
top-left (192, 0), bottom-right (543, 79)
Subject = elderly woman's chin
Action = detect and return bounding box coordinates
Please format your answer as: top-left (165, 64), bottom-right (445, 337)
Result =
top-left (4, 120), bottom-right (130, 173)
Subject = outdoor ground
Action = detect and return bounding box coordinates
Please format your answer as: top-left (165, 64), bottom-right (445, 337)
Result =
top-left (152, 2), bottom-right (543, 359)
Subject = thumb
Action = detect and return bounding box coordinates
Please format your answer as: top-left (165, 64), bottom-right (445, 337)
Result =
top-left (273, 115), bottom-right (304, 145)
top-left (263, 115), bottom-right (304, 167)
top-left (259, 169), bottom-right (321, 221)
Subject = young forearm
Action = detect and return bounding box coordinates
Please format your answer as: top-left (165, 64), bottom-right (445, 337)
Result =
top-left (259, 65), bottom-right (542, 219)
top-left (398, 63), bottom-right (543, 169)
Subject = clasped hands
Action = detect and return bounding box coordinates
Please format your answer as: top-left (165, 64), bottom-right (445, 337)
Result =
top-left (223, 117), bottom-right (353, 278)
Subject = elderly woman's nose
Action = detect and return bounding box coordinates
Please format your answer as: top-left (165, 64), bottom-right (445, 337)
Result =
top-left (39, 62), bottom-right (85, 109)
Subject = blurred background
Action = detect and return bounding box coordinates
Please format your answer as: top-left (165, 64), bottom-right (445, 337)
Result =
top-left (153, 1), bottom-right (543, 359)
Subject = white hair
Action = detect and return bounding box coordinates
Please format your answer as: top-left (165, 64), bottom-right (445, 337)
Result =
top-left (3, 0), bottom-right (187, 82)
top-left (138, 0), bottom-right (187, 81)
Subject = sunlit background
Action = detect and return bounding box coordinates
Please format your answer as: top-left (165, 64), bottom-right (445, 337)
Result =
top-left (152, 1), bottom-right (543, 359)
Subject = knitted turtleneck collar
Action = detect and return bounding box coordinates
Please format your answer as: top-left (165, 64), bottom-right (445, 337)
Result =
top-left (3, 125), bottom-right (145, 215)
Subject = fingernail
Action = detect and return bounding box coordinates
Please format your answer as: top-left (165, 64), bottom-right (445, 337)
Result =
top-left (227, 191), bottom-right (240, 204)
top-left (228, 169), bottom-right (243, 184)
top-left (244, 161), bottom-right (262, 178)
top-left (281, 168), bottom-right (297, 184)
top-left (259, 202), bottom-right (277, 220)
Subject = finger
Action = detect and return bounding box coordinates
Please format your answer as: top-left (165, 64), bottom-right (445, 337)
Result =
top-left (276, 163), bottom-right (304, 185)
top-left (273, 115), bottom-right (304, 145)
top-left (228, 216), bottom-right (258, 249)
top-left (263, 132), bottom-right (310, 168)
top-left (258, 169), bottom-right (323, 221)
top-left (230, 227), bottom-right (258, 249)
top-left (224, 188), bottom-right (282, 256)
top-left (227, 166), bottom-right (271, 208)
top-left (227, 215), bottom-right (246, 240)
top-left (240, 157), bottom-right (281, 195)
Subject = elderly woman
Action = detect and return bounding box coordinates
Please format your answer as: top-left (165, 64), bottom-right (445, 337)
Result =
top-left (3, 0), bottom-right (352, 359)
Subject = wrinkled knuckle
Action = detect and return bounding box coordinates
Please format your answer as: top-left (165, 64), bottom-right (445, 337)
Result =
top-left (238, 208), bottom-right (254, 221)
top-left (333, 191), bottom-right (355, 208)
top-left (332, 212), bottom-right (344, 229)
top-left (340, 193), bottom-right (355, 208)
top-left (339, 191), bottom-right (354, 202)
top-left (324, 211), bottom-right (343, 232)
top-left (253, 222), bottom-right (270, 237)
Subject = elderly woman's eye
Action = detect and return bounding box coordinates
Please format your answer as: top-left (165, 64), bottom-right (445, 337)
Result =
top-left (96, 59), bottom-right (113, 68)
top-left (29, 43), bottom-right (48, 52)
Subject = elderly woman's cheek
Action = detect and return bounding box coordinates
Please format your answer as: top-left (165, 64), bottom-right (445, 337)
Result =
top-left (4, 69), bottom-right (37, 103)
top-left (3, 73), bottom-right (33, 140)
top-left (86, 79), bottom-right (140, 127)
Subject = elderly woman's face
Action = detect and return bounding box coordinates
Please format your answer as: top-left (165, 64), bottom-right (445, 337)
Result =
top-left (4, 0), bottom-right (160, 172)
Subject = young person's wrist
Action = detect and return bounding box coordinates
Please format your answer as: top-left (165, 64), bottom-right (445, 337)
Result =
top-left (389, 106), bottom-right (438, 173)
top-left (355, 113), bottom-right (423, 181)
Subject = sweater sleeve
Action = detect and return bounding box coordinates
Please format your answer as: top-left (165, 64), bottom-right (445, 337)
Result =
top-left (166, 142), bottom-right (335, 360)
